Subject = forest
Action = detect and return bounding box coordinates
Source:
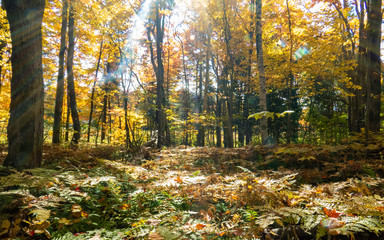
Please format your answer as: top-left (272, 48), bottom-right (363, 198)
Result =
top-left (0, 0), bottom-right (384, 239)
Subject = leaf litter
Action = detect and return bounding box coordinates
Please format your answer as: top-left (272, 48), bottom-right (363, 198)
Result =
top-left (0, 144), bottom-right (384, 239)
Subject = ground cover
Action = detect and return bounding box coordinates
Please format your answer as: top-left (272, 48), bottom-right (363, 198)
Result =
top-left (0, 143), bottom-right (384, 239)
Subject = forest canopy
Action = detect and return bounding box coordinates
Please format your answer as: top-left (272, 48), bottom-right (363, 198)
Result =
top-left (0, 1), bottom-right (384, 239)
top-left (0, 0), bottom-right (382, 163)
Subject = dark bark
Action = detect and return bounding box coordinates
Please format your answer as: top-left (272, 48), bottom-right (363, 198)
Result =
top-left (3, 0), bottom-right (45, 169)
top-left (346, 0), bottom-right (364, 132)
top-left (52, 0), bottom-right (68, 144)
top-left (155, 0), bottom-right (166, 147)
top-left (66, 0), bottom-right (81, 143)
top-left (222, 0), bottom-right (234, 148)
top-left (366, 0), bottom-right (382, 132)
top-left (87, 40), bottom-right (103, 142)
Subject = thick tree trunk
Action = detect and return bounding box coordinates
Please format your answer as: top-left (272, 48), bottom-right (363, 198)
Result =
top-left (66, 0), bottom-right (81, 143)
top-left (52, 0), bottom-right (68, 144)
top-left (256, 0), bottom-right (268, 144)
top-left (87, 40), bottom-right (103, 142)
top-left (3, 0), bottom-right (45, 169)
top-left (366, 0), bottom-right (381, 133)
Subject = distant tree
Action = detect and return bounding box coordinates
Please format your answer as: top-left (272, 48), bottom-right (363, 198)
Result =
top-left (52, 0), bottom-right (68, 144)
top-left (2, 0), bottom-right (45, 169)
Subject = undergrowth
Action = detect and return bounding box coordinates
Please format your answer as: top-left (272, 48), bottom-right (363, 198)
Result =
top-left (0, 143), bottom-right (384, 239)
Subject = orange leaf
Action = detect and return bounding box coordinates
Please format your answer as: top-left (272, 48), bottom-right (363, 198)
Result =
top-left (174, 176), bottom-right (183, 183)
top-left (195, 223), bottom-right (206, 230)
top-left (323, 208), bottom-right (342, 218)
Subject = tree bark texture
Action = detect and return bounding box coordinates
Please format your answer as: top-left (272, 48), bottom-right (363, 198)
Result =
top-left (52, 0), bottom-right (68, 144)
top-left (256, 0), bottom-right (268, 144)
top-left (66, 0), bottom-right (81, 142)
top-left (366, 0), bottom-right (381, 132)
top-left (3, 0), bottom-right (45, 169)
top-left (155, 0), bottom-right (166, 147)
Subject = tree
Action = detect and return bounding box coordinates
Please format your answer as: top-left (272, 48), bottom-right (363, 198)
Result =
top-left (255, 0), bottom-right (267, 144)
top-left (2, 0), bottom-right (45, 169)
top-left (365, 0), bottom-right (382, 133)
top-left (87, 39), bottom-right (103, 142)
top-left (66, 0), bottom-right (81, 143)
top-left (52, 0), bottom-right (68, 144)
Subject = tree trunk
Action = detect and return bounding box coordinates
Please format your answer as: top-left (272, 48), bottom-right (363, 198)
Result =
top-left (154, 0), bottom-right (166, 147)
top-left (245, 0), bottom-right (255, 145)
top-left (101, 94), bottom-right (107, 142)
top-left (201, 26), bottom-right (212, 147)
top-left (65, 94), bottom-right (70, 142)
top-left (3, 0), bottom-right (45, 169)
top-left (285, 0), bottom-right (293, 143)
top-left (197, 61), bottom-right (204, 146)
top-left (222, 0), bottom-right (234, 148)
top-left (366, 0), bottom-right (381, 133)
top-left (212, 57), bottom-right (222, 148)
top-left (66, 0), bottom-right (81, 143)
top-left (87, 40), bottom-right (103, 142)
top-left (52, 0), bottom-right (68, 144)
top-left (256, 0), bottom-right (268, 144)
top-left (0, 40), bottom-right (6, 94)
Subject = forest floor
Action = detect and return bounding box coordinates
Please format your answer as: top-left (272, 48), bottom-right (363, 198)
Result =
top-left (1, 142), bottom-right (384, 239)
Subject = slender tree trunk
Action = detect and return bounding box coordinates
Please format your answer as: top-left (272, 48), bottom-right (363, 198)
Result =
top-left (3, 0), bottom-right (45, 169)
top-left (177, 35), bottom-right (190, 145)
top-left (108, 98), bottom-right (111, 144)
top-left (65, 94), bottom-right (70, 142)
top-left (256, 0), bottom-right (268, 144)
top-left (202, 26), bottom-right (211, 147)
top-left (366, 0), bottom-right (381, 133)
top-left (356, 0), bottom-right (366, 133)
top-left (52, 0), bottom-right (68, 144)
top-left (285, 0), bottom-right (294, 143)
top-left (222, 0), bottom-right (234, 148)
top-left (197, 61), bottom-right (204, 146)
top-left (155, 0), bottom-right (166, 147)
top-left (124, 96), bottom-right (131, 148)
top-left (87, 40), bottom-right (103, 142)
top-left (66, 0), bottom-right (81, 143)
top-left (0, 40), bottom-right (6, 94)
top-left (245, 0), bottom-right (255, 145)
top-left (212, 57), bottom-right (222, 147)
top-left (101, 94), bottom-right (107, 142)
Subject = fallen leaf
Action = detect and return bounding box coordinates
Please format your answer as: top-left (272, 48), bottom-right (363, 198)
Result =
top-left (323, 208), bottom-right (342, 218)
top-left (195, 223), bottom-right (206, 230)
top-left (175, 176), bottom-right (183, 183)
